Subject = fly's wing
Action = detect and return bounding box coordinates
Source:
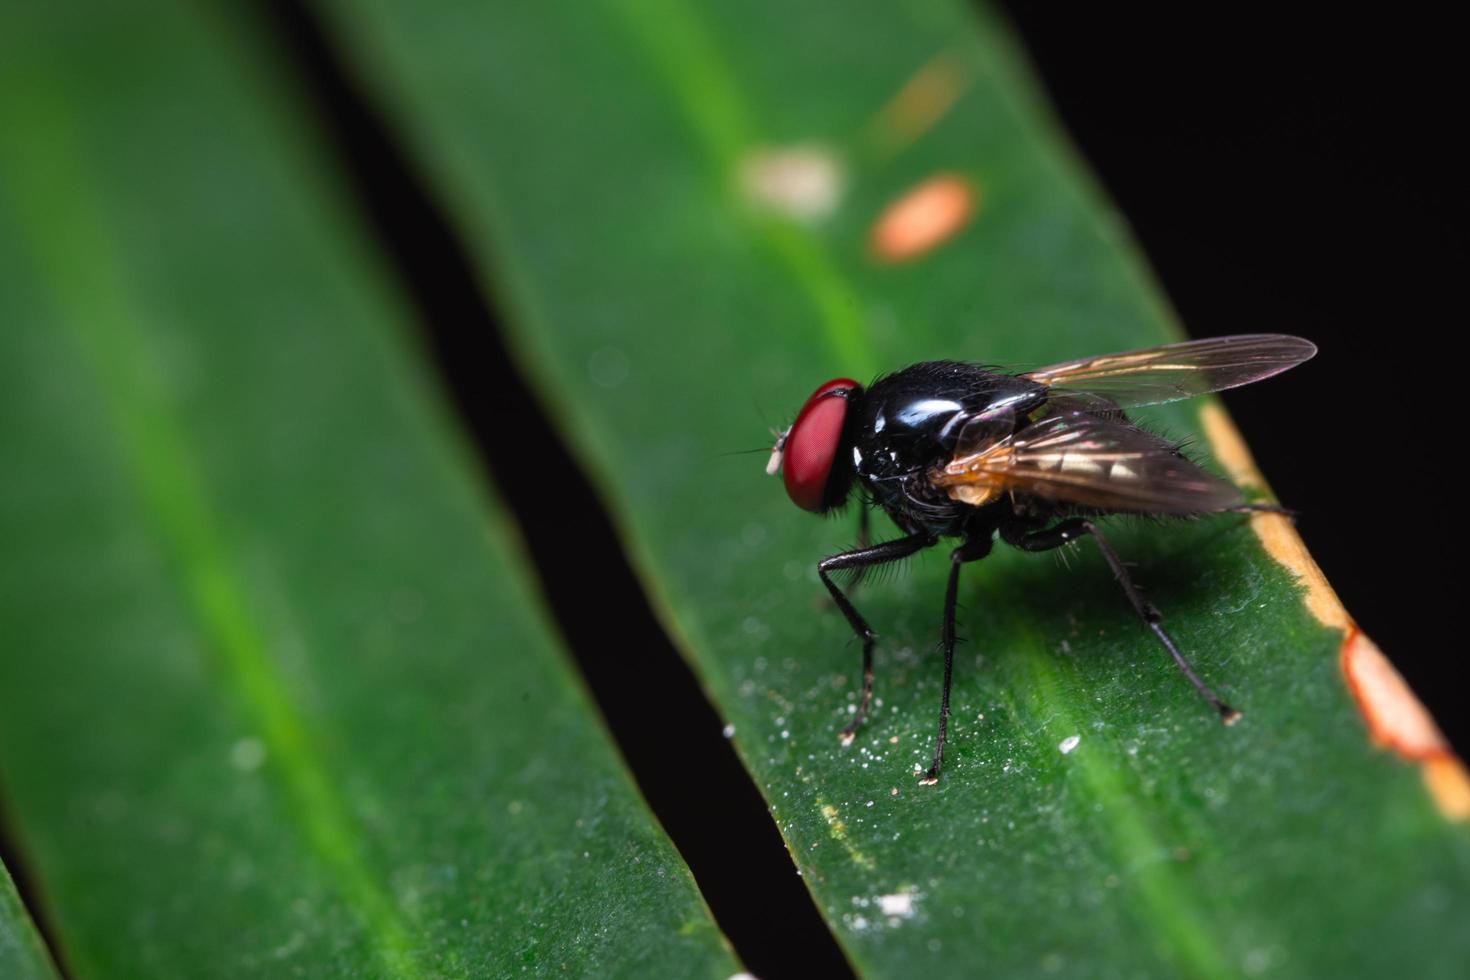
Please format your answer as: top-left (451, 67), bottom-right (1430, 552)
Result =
top-left (1021, 334), bottom-right (1316, 408)
top-left (932, 415), bottom-right (1242, 514)
top-left (950, 404), bottom-right (1019, 457)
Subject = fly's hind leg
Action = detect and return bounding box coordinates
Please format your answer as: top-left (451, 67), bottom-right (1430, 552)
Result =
top-left (919, 534), bottom-right (993, 785)
top-left (1001, 518), bottom-right (1240, 724)
top-left (818, 532), bottom-right (936, 743)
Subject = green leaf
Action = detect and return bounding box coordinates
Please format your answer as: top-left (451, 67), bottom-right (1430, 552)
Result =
top-left (0, 862), bottom-right (58, 980)
top-left (310, 0), bottom-right (1470, 975)
top-left (0, 4), bottom-right (737, 977)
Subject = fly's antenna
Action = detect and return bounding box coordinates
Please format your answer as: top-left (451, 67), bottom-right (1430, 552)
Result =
top-left (750, 392), bottom-right (777, 433)
top-left (764, 427), bottom-right (789, 475)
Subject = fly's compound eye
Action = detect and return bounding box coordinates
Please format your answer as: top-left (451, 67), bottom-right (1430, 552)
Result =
top-left (780, 378), bottom-right (860, 512)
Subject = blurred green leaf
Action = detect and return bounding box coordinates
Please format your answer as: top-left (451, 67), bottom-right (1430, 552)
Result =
top-left (0, 4), bottom-right (736, 977)
top-left (0, 863), bottom-right (58, 980)
top-left (313, 0), bottom-right (1470, 975)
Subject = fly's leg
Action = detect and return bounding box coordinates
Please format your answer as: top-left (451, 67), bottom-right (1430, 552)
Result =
top-left (818, 532), bottom-right (936, 744)
top-left (846, 505), bottom-right (875, 590)
top-left (920, 535), bottom-right (993, 785)
top-left (1002, 519), bottom-right (1240, 723)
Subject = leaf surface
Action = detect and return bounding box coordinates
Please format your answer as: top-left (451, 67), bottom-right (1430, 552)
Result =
top-left (309, 0), bottom-right (1470, 975)
top-left (0, 4), bottom-right (736, 976)
top-left (0, 863), bottom-right (58, 980)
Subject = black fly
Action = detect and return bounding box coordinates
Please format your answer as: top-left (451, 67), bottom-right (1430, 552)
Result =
top-left (766, 334), bottom-right (1316, 783)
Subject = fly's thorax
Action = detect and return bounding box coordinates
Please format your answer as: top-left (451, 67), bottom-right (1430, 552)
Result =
top-left (851, 362), bottom-right (1045, 484)
top-left (843, 364), bottom-right (1043, 535)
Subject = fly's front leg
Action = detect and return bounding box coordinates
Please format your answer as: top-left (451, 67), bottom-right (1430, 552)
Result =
top-left (919, 534), bottom-right (993, 785)
top-left (1002, 518), bottom-right (1240, 723)
top-left (846, 504), bottom-right (875, 590)
top-left (818, 532), bottom-right (935, 743)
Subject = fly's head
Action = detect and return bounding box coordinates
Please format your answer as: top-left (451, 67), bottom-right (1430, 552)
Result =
top-left (767, 378), bottom-right (863, 514)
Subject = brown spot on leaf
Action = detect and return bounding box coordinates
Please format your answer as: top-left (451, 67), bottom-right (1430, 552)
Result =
top-left (1200, 402), bottom-right (1470, 820)
top-left (871, 174), bottom-right (975, 263)
top-left (868, 53), bottom-right (971, 157)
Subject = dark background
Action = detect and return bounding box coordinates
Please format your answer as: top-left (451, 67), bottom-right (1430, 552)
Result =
top-left (999, 5), bottom-right (1466, 750)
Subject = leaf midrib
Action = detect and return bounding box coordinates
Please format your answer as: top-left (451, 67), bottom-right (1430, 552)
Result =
top-left (0, 55), bottom-right (421, 979)
top-left (1006, 617), bottom-right (1234, 980)
top-left (611, 0), bottom-right (881, 379)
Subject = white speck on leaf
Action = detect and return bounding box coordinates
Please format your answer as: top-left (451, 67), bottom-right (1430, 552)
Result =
top-left (230, 737), bottom-right (266, 772)
top-left (739, 144), bottom-right (845, 221)
top-left (877, 890), bottom-right (918, 920)
top-left (587, 346), bottom-right (629, 388)
top-left (1059, 734), bottom-right (1081, 755)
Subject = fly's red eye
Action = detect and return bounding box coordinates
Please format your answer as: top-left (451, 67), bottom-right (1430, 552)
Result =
top-left (782, 378), bottom-right (859, 512)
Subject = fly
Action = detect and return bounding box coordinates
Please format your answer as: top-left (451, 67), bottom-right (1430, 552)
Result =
top-left (766, 334), bottom-right (1317, 783)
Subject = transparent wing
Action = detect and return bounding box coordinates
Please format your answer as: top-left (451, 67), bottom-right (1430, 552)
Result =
top-left (951, 405), bottom-right (1018, 457)
top-left (932, 415), bottom-right (1242, 514)
top-left (1021, 334), bottom-right (1316, 408)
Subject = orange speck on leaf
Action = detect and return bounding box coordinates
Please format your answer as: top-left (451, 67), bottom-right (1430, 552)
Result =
top-left (1424, 758), bottom-right (1470, 821)
top-left (871, 174), bottom-right (975, 263)
top-left (1341, 627), bottom-right (1470, 821)
top-left (1341, 627), bottom-right (1449, 760)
